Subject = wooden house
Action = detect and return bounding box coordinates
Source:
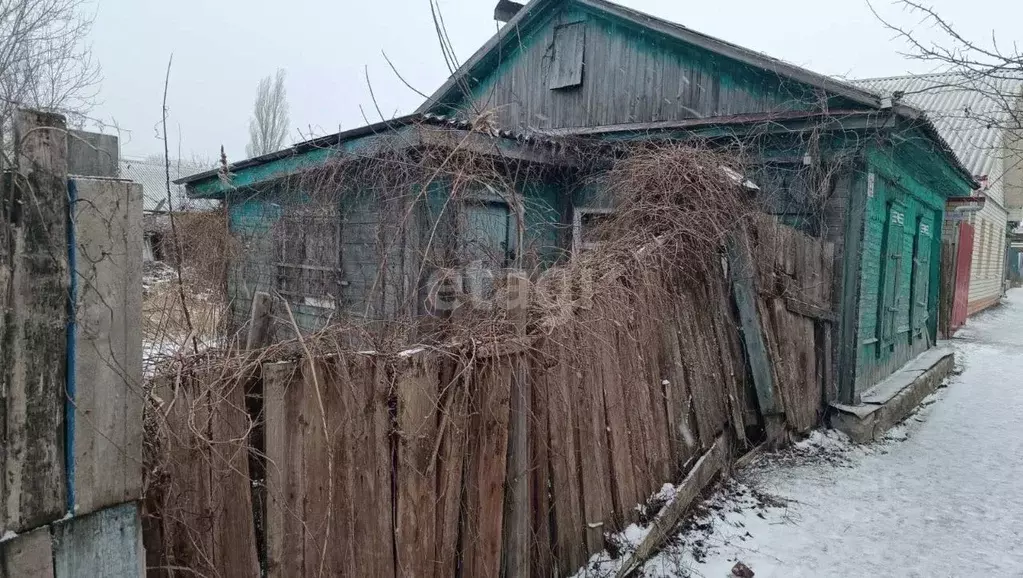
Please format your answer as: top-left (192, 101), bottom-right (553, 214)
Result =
top-left (416, 0), bottom-right (978, 401)
top-left (179, 115), bottom-right (586, 332)
top-left (853, 73), bottom-right (1023, 317)
top-left (180, 0), bottom-right (977, 406)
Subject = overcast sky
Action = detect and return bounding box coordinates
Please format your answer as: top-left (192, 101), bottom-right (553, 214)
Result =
top-left (86, 0), bottom-right (1022, 162)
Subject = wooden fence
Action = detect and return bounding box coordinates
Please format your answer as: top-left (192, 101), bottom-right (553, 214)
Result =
top-left (144, 216), bottom-right (835, 577)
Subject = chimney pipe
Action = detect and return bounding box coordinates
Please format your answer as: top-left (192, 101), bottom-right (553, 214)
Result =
top-left (495, 0), bottom-right (525, 23)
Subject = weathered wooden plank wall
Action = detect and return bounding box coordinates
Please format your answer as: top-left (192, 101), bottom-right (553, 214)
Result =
top-left (749, 215), bottom-right (836, 432)
top-left (147, 217), bottom-right (836, 578)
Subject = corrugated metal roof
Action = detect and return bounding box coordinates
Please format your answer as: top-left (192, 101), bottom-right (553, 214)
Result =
top-left (119, 157), bottom-right (219, 212)
top-left (850, 72), bottom-right (1023, 179)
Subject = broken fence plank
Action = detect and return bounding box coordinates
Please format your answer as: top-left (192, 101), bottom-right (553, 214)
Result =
top-left (726, 235), bottom-right (780, 417)
top-left (784, 297), bottom-right (838, 323)
top-left (615, 434), bottom-right (729, 578)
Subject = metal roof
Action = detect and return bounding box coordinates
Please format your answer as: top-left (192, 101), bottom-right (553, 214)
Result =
top-left (120, 157), bottom-right (219, 212)
top-left (850, 72), bottom-right (1023, 179)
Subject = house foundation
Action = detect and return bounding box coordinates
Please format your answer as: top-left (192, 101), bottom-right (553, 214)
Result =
top-left (831, 346), bottom-right (955, 442)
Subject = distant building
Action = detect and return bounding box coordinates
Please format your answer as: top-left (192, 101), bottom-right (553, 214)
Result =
top-left (65, 130), bottom-right (219, 263)
top-left (119, 156), bottom-right (219, 262)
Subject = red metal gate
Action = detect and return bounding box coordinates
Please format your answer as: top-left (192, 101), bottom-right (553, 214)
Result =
top-left (951, 222), bottom-right (974, 332)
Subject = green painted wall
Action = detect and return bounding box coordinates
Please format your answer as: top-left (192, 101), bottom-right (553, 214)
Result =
top-left (853, 142), bottom-right (959, 393)
top-left (220, 174), bottom-right (568, 332)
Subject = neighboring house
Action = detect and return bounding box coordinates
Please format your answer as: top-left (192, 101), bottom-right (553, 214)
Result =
top-left (119, 156), bottom-right (219, 262)
top-left (851, 73), bottom-right (1023, 315)
top-left (179, 0), bottom-right (976, 405)
top-left (66, 131), bottom-right (220, 264)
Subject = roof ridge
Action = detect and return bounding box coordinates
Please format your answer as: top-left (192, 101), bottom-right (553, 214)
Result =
top-left (850, 71), bottom-right (961, 84)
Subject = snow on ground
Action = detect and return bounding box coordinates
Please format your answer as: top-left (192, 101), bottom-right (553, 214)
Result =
top-left (578, 289), bottom-right (1023, 578)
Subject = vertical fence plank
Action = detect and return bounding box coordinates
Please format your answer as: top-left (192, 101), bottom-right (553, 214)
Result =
top-left (367, 356), bottom-right (396, 577)
top-left (573, 326), bottom-right (614, 554)
top-left (529, 350), bottom-right (553, 578)
top-left (209, 373), bottom-right (261, 577)
top-left (598, 321), bottom-right (639, 521)
top-left (660, 295), bottom-right (697, 469)
top-left (264, 361), bottom-right (304, 578)
top-left (147, 374), bottom-right (214, 576)
top-left (615, 329), bottom-right (654, 503)
top-left (298, 358), bottom-right (341, 577)
top-left (434, 361), bottom-right (468, 578)
top-left (395, 356), bottom-right (440, 578)
top-left (544, 337), bottom-right (587, 576)
top-left (330, 357), bottom-right (357, 578)
top-left (463, 355), bottom-right (512, 578)
top-left (502, 350), bottom-right (531, 578)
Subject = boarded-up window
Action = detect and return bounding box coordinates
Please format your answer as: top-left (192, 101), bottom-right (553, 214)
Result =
top-left (275, 212), bottom-right (345, 308)
top-left (462, 200), bottom-right (512, 268)
top-left (549, 22), bottom-right (585, 90)
top-left (573, 207), bottom-right (613, 254)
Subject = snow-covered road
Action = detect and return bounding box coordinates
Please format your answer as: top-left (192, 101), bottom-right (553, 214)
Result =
top-left (585, 289), bottom-right (1023, 577)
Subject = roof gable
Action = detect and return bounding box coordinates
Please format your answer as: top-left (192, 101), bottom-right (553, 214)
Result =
top-left (417, 0), bottom-right (893, 127)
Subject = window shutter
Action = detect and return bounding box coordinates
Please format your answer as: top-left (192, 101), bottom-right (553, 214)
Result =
top-left (912, 217), bottom-right (933, 331)
top-left (879, 203), bottom-right (906, 347)
top-left (549, 22), bottom-right (586, 90)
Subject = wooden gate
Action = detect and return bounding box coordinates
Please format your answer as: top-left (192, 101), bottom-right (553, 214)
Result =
top-left (951, 222), bottom-right (974, 333)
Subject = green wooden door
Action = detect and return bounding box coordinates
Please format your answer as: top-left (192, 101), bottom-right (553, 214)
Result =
top-left (879, 202), bottom-right (906, 348)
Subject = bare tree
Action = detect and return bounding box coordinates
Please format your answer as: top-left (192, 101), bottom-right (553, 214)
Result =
top-left (869, 1), bottom-right (1023, 131)
top-left (245, 68), bottom-right (290, 158)
top-left (0, 0), bottom-right (100, 157)
top-left (868, 2), bottom-right (1023, 210)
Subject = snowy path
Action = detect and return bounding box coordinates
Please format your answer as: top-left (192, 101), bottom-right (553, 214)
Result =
top-left (585, 289), bottom-right (1023, 577)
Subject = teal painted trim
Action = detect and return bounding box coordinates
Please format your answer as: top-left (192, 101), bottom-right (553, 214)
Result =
top-left (838, 166), bottom-right (868, 404)
top-left (927, 207), bottom-right (942, 342)
top-left (191, 147), bottom-right (335, 199)
top-left (872, 122), bottom-right (975, 201)
top-left (189, 128), bottom-right (415, 199)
